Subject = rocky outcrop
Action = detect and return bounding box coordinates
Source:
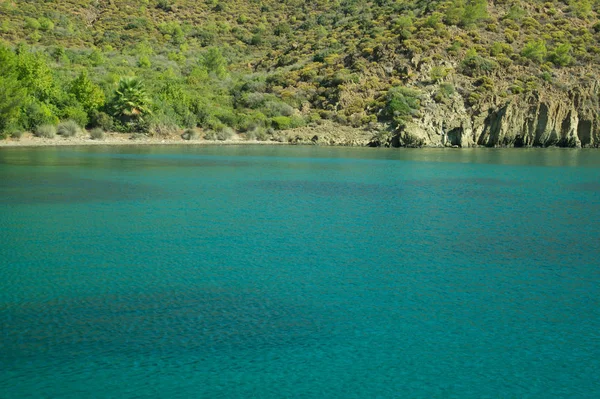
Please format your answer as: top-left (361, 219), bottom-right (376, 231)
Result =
top-left (398, 84), bottom-right (600, 148)
top-left (285, 122), bottom-right (373, 146)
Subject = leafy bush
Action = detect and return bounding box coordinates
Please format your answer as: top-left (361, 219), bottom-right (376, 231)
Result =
top-left (57, 120), bottom-right (81, 137)
top-left (60, 106), bottom-right (89, 127)
top-left (201, 47), bottom-right (228, 78)
top-left (245, 126), bottom-right (269, 141)
top-left (37, 17), bottom-right (54, 32)
top-left (90, 128), bottom-right (105, 140)
top-left (130, 132), bottom-right (147, 140)
top-left (548, 44), bottom-right (573, 67)
top-left (23, 102), bottom-right (59, 131)
top-left (181, 128), bottom-right (201, 140)
top-left (157, 0), bottom-right (174, 12)
top-left (34, 124), bottom-right (56, 138)
top-left (204, 126), bottom-right (234, 140)
top-left (521, 41), bottom-right (547, 63)
top-left (90, 111), bottom-right (114, 131)
top-left (384, 86), bottom-right (421, 126)
top-left (148, 120), bottom-right (179, 137)
top-left (10, 130), bottom-right (23, 140)
top-left (434, 83), bottom-right (455, 103)
top-left (271, 116), bottom-right (300, 130)
top-left (263, 101), bottom-right (295, 117)
top-left (569, 0), bottom-right (592, 18)
top-left (445, 0), bottom-right (489, 27)
top-left (461, 48), bottom-right (498, 76)
top-left (430, 66), bottom-right (449, 83)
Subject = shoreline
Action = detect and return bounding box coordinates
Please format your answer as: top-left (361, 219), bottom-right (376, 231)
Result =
top-left (1, 128), bottom-right (596, 149)
top-left (0, 130), bottom-right (309, 148)
top-left (0, 123), bottom-right (374, 148)
top-left (0, 135), bottom-right (290, 148)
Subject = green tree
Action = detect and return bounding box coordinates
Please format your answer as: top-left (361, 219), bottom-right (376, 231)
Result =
top-left (111, 77), bottom-right (152, 120)
top-left (15, 50), bottom-right (56, 102)
top-left (202, 47), bottom-right (228, 78)
top-left (69, 71), bottom-right (105, 112)
top-left (0, 46), bottom-right (26, 133)
top-left (0, 76), bottom-right (26, 133)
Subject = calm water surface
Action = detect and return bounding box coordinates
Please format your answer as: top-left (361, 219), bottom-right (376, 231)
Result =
top-left (1, 146), bottom-right (599, 398)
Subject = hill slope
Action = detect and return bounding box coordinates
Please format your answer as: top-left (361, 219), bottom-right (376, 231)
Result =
top-left (1, 0), bottom-right (600, 147)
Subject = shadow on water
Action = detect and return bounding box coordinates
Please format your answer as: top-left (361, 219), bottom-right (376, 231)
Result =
top-left (569, 181), bottom-right (600, 192)
top-left (248, 180), bottom-right (403, 198)
top-left (0, 289), bottom-right (329, 365)
top-left (249, 177), bottom-right (518, 201)
top-left (0, 171), bottom-right (164, 205)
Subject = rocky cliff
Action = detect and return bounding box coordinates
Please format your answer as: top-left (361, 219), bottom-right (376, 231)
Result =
top-left (397, 83), bottom-right (600, 148)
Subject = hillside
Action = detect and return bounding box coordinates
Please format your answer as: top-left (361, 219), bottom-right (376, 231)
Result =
top-left (1, 0), bottom-right (600, 147)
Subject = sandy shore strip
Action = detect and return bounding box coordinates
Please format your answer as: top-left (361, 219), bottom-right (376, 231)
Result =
top-left (0, 132), bottom-right (291, 148)
top-left (0, 123), bottom-right (375, 148)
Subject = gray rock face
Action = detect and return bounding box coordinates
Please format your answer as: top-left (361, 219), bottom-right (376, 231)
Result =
top-left (399, 86), bottom-right (600, 148)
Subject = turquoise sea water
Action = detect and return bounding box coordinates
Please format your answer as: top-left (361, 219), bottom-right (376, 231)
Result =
top-left (1, 145), bottom-right (599, 398)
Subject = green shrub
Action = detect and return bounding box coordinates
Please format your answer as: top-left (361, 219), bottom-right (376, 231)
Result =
top-left (430, 66), bottom-right (449, 82)
top-left (461, 48), bottom-right (498, 76)
top-left (204, 126), bottom-right (234, 140)
top-left (57, 120), bottom-right (81, 137)
top-left (444, 0), bottom-right (489, 27)
top-left (245, 126), bottom-right (269, 141)
top-left (521, 41), bottom-right (547, 63)
top-left (271, 116), bottom-right (292, 130)
top-left (490, 42), bottom-right (512, 57)
top-left (505, 5), bottom-right (525, 21)
top-left (60, 106), bottom-right (89, 128)
top-left (90, 128), bottom-right (105, 140)
top-left (22, 102), bottom-right (59, 131)
top-left (434, 83), bottom-right (455, 103)
top-left (263, 100), bottom-right (295, 117)
top-left (384, 86), bottom-right (421, 126)
top-left (10, 130), bottom-right (23, 140)
top-left (236, 112), bottom-right (267, 132)
top-left (157, 0), bottom-right (174, 12)
top-left (216, 127), bottom-right (234, 140)
top-left (34, 124), bottom-right (56, 138)
top-left (541, 72), bottom-right (553, 82)
top-left (569, 0), bottom-right (592, 18)
top-left (201, 47), bottom-right (228, 78)
top-left (24, 17), bottom-right (41, 30)
top-left (91, 111), bottom-right (114, 131)
top-left (37, 17), bottom-right (54, 32)
top-left (137, 55), bottom-right (151, 68)
top-left (148, 121), bottom-right (179, 137)
top-left (181, 128), bottom-right (201, 140)
top-left (548, 43), bottom-right (573, 67)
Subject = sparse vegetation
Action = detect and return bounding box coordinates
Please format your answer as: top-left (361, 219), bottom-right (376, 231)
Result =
top-left (90, 128), bottom-right (105, 140)
top-left (181, 128), bottom-right (201, 140)
top-left (34, 124), bottom-right (56, 139)
top-left (57, 120), bottom-right (81, 137)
